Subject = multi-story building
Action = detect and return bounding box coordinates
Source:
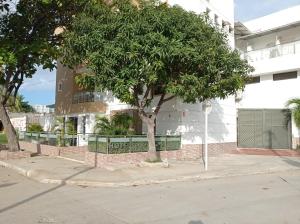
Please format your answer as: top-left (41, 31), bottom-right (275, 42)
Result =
top-left (235, 5), bottom-right (300, 149)
top-left (33, 104), bottom-right (55, 114)
top-left (55, 0), bottom-right (237, 153)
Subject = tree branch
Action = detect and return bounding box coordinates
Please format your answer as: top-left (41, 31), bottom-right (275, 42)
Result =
top-left (153, 93), bottom-right (166, 116)
top-left (162, 95), bottom-right (175, 103)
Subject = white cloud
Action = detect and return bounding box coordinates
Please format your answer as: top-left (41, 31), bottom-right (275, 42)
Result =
top-left (20, 67), bottom-right (56, 91)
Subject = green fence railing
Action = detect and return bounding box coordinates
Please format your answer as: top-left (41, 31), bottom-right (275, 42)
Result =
top-left (19, 131), bottom-right (80, 147)
top-left (88, 135), bottom-right (181, 154)
top-left (18, 131), bottom-right (181, 154)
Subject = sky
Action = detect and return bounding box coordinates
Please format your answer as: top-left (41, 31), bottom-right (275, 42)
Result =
top-left (19, 0), bottom-right (300, 105)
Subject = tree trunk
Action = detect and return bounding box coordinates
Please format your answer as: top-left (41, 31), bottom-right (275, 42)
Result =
top-left (0, 103), bottom-right (20, 151)
top-left (146, 118), bottom-right (158, 161)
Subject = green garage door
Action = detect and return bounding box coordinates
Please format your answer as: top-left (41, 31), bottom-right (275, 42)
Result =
top-left (238, 109), bottom-right (292, 149)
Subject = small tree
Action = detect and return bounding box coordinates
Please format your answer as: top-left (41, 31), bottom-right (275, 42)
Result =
top-left (286, 98), bottom-right (300, 148)
top-left (62, 0), bottom-right (253, 160)
top-left (286, 98), bottom-right (300, 128)
top-left (94, 113), bottom-right (135, 135)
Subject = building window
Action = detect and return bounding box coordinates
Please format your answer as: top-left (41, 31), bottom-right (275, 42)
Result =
top-left (273, 71), bottom-right (297, 81)
top-left (246, 76), bottom-right (260, 85)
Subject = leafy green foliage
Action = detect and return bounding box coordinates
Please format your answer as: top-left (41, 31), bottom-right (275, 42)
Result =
top-left (0, 0), bottom-right (87, 151)
top-left (8, 94), bottom-right (34, 113)
top-left (0, 132), bottom-right (8, 144)
top-left (27, 123), bottom-right (44, 133)
top-left (286, 98), bottom-right (300, 129)
top-left (94, 113), bottom-right (135, 135)
top-left (62, 0), bottom-right (253, 105)
top-left (0, 0), bottom-right (87, 104)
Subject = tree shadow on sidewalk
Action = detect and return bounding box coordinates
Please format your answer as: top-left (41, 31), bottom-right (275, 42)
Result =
top-left (0, 166), bottom-right (94, 214)
top-left (271, 149), bottom-right (300, 168)
top-left (189, 220), bottom-right (205, 224)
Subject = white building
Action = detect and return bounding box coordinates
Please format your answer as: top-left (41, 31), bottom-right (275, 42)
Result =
top-left (56, 0), bottom-right (238, 153)
top-left (235, 5), bottom-right (300, 149)
top-left (33, 104), bottom-right (55, 114)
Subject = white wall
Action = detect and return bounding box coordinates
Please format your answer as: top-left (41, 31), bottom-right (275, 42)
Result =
top-left (244, 5), bottom-right (300, 33)
top-left (149, 96), bottom-right (237, 145)
top-left (238, 71), bottom-right (300, 140)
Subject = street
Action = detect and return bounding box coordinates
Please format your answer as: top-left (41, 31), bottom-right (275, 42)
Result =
top-left (0, 167), bottom-right (300, 224)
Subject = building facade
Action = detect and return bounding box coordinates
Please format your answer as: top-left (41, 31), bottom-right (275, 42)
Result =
top-left (235, 5), bottom-right (300, 149)
top-left (55, 0), bottom-right (237, 152)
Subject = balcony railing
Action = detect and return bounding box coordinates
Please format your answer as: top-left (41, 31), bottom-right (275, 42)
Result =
top-left (72, 92), bottom-right (105, 104)
top-left (243, 40), bottom-right (300, 62)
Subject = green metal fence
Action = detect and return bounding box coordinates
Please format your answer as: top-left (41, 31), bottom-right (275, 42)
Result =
top-left (19, 132), bottom-right (79, 146)
top-left (18, 131), bottom-right (181, 154)
top-left (88, 135), bottom-right (181, 154)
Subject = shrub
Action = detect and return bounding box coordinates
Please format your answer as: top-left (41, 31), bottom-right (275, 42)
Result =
top-left (27, 123), bottom-right (44, 133)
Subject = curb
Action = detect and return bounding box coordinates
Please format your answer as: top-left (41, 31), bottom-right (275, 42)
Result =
top-left (2, 159), bottom-right (300, 187)
top-left (56, 156), bottom-right (85, 164)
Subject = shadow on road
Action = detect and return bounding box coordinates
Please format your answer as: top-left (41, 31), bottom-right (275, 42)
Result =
top-left (0, 166), bottom-right (94, 214)
top-left (0, 183), bottom-right (18, 188)
top-left (270, 149), bottom-right (300, 168)
top-left (189, 220), bottom-right (205, 224)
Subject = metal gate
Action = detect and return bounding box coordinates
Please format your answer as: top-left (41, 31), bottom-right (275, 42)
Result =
top-left (238, 109), bottom-right (292, 149)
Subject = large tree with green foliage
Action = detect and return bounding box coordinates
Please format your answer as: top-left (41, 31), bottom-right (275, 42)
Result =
top-left (62, 0), bottom-right (253, 160)
top-left (0, 0), bottom-right (86, 151)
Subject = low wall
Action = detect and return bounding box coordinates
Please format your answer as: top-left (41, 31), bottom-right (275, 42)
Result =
top-left (19, 141), bottom-right (88, 157)
top-left (18, 141), bottom-right (236, 167)
top-left (86, 142), bottom-right (237, 167)
top-left (0, 150), bottom-right (32, 160)
top-left (60, 146), bottom-right (88, 157)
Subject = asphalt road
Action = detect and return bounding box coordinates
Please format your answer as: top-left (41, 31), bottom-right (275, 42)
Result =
top-left (0, 167), bottom-right (300, 224)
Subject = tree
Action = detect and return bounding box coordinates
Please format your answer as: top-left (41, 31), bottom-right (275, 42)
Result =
top-left (0, 0), bottom-right (87, 151)
top-left (94, 113), bottom-right (135, 135)
top-left (8, 94), bottom-right (34, 113)
top-left (62, 0), bottom-right (253, 160)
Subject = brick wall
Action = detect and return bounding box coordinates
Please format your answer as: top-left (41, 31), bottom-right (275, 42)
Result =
top-left (19, 141), bottom-right (87, 157)
top-left (39, 144), bottom-right (60, 157)
top-left (0, 150), bottom-right (32, 160)
top-left (85, 142), bottom-right (237, 167)
top-left (60, 146), bottom-right (88, 157)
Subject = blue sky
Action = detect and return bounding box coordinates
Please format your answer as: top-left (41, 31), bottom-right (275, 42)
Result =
top-left (20, 0), bottom-right (300, 105)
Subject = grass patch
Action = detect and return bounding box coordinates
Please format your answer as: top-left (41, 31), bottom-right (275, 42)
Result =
top-left (0, 133), bottom-right (8, 144)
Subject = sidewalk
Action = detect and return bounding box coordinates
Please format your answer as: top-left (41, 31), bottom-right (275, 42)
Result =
top-left (1, 154), bottom-right (300, 187)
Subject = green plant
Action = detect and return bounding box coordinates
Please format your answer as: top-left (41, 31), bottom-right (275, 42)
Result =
top-left (8, 94), bottom-right (34, 113)
top-left (0, 132), bottom-right (8, 144)
top-left (94, 113), bottom-right (135, 135)
top-left (27, 123), bottom-right (43, 133)
top-left (286, 98), bottom-right (300, 128)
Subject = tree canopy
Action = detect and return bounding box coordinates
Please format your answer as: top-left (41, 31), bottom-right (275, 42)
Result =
top-left (61, 0), bottom-right (253, 158)
top-left (0, 0), bottom-right (87, 151)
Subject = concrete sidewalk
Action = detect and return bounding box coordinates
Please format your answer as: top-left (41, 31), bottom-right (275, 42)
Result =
top-left (1, 154), bottom-right (300, 187)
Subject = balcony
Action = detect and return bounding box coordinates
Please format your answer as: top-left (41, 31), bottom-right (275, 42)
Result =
top-left (72, 92), bottom-right (105, 104)
top-left (243, 40), bottom-right (300, 62)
